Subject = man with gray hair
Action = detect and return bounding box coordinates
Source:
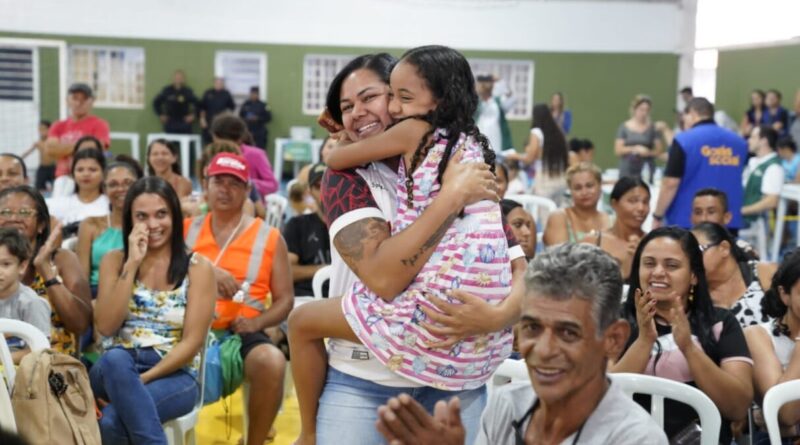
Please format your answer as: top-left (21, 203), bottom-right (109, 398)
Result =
top-left (376, 244), bottom-right (668, 445)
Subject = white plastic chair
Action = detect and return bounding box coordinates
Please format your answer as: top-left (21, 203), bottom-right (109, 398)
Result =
top-left (506, 194), bottom-right (558, 247)
top-left (312, 265), bottom-right (332, 300)
top-left (0, 319), bottom-right (51, 433)
top-left (162, 336), bottom-right (210, 445)
top-left (264, 194), bottom-right (288, 229)
top-left (486, 358), bottom-right (529, 396)
top-left (763, 379), bottom-right (800, 445)
top-left (739, 215), bottom-right (769, 261)
top-left (612, 373), bottom-right (721, 445)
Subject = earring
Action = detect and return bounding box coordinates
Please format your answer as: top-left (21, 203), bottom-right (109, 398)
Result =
top-left (688, 285), bottom-right (695, 304)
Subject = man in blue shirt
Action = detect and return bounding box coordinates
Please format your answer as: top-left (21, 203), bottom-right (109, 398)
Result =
top-left (652, 98), bottom-right (748, 230)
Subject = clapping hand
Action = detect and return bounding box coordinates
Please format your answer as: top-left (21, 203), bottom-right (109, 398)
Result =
top-left (33, 222), bottom-right (62, 275)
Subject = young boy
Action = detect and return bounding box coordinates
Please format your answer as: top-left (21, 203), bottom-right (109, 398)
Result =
top-left (20, 120), bottom-right (57, 193)
top-left (0, 227), bottom-right (51, 363)
top-left (691, 188), bottom-right (759, 259)
top-left (778, 137), bottom-right (800, 183)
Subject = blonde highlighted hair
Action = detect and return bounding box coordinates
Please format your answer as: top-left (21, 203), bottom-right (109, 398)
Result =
top-left (566, 162), bottom-right (602, 188)
top-left (629, 94), bottom-right (653, 117)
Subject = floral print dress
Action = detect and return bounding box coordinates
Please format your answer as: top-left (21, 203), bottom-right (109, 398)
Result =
top-left (342, 130), bottom-right (513, 390)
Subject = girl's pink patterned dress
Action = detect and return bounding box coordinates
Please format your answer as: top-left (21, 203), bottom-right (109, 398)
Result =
top-left (342, 130), bottom-right (513, 390)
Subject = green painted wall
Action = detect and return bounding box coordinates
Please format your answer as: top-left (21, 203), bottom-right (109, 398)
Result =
top-left (3, 31), bottom-right (678, 171)
top-left (716, 43), bottom-right (800, 122)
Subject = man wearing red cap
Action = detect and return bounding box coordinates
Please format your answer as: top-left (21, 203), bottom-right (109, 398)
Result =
top-left (184, 153), bottom-right (292, 445)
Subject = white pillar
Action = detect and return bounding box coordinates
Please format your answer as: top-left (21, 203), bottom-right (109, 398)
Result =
top-left (676, 0), bottom-right (698, 109)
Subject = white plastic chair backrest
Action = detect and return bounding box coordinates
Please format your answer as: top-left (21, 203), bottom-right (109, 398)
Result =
top-left (264, 194), bottom-right (288, 229)
top-left (506, 195), bottom-right (557, 237)
top-left (487, 358), bottom-right (529, 396)
top-left (763, 379), bottom-right (800, 445)
top-left (312, 265), bottom-right (332, 300)
top-left (612, 373), bottom-right (721, 445)
top-left (0, 319), bottom-right (50, 394)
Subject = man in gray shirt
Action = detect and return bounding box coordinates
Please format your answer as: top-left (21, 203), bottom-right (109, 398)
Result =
top-left (376, 244), bottom-right (668, 445)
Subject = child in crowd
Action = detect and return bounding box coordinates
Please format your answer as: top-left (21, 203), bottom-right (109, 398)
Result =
top-left (0, 227), bottom-right (51, 363)
top-left (290, 45), bottom-right (520, 445)
top-left (21, 120), bottom-right (56, 193)
top-left (778, 137), bottom-right (800, 183)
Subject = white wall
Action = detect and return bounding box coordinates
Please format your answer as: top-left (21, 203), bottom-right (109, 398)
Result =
top-left (0, 0), bottom-right (684, 53)
top-left (696, 0), bottom-right (800, 49)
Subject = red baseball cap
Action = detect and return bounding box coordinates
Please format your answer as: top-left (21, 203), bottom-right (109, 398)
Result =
top-left (207, 153), bottom-right (249, 183)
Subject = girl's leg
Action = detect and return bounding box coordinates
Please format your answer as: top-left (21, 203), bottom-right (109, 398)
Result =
top-left (288, 297), bottom-right (358, 445)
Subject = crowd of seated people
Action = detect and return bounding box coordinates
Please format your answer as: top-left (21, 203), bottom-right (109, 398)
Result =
top-left (4, 59), bottom-right (800, 445)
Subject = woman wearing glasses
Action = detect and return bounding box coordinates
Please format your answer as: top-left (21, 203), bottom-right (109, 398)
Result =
top-left (77, 161), bottom-right (142, 297)
top-left (0, 185), bottom-right (92, 355)
top-left (691, 222), bottom-right (776, 328)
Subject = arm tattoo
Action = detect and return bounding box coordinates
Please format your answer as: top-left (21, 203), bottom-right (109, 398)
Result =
top-left (401, 211), bottom-right (458, 267)
top-left (334, 218), bottom-right (390, 275)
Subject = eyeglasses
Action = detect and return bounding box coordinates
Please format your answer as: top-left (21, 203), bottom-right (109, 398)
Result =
top-left (0, 208), bottom-right (36, 219)
top-left (105, 179), bottom-right (135, 190)
top-left (698, 241), bottom-right (721, 253)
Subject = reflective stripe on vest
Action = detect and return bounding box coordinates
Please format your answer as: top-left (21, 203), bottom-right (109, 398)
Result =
top-left (185, 214), bottom-right (274, 315)
top-left (241, 221), bottom-right (272, 312)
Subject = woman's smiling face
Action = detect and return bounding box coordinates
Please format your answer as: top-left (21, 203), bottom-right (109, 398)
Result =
top-left (339, 68), bottom-right (393, 142)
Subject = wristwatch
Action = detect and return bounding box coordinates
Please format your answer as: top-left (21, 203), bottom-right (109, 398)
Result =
top-left (44, 276), bottom-right (63, 288)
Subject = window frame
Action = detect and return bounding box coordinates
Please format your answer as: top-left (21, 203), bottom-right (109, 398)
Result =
top-left (68, 44), bottom-right (145, 109)
top-left (302, 54), bottom-right (356, 116)
top-left (468, 58), bottom-right (535, 121)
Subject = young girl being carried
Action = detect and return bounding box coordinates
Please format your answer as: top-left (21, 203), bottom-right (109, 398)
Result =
top-left (289, 45), bottom-right (526, 445)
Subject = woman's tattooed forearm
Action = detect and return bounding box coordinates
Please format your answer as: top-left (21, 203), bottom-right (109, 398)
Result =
top-left (401, 212), bottom-right (457, 267)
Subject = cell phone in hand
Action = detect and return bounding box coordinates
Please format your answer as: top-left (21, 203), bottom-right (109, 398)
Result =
top-left (318, 108), bottom-right (343, 133)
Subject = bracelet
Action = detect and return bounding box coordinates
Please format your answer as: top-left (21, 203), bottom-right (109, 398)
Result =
top-left (653, 214), bottom-right (665, 222)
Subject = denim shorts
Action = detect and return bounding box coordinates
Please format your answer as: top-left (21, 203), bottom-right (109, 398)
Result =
top-left (317, 367), bottom-right (487, 445)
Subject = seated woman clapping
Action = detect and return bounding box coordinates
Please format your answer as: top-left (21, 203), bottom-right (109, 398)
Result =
top-left (610, 227), bottom-right (753, 444)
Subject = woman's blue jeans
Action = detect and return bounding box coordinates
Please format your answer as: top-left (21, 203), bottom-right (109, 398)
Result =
top-left (89, 347), bottom-right (198, 445)
top-left (317, 367), bottom-right (487, 445)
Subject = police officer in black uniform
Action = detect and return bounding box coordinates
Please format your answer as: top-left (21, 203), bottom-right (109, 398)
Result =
top-left (239, 86), bottom-right (272, 149)
top-left (199, 77), bottom-right (236, 144)
top-left (152, 70), bottom-right (198, 134)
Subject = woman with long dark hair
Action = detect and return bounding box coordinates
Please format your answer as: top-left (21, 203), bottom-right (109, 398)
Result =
top-left (611, 227), bottom-right (753, 444)
top-left (582, 176), bottom-right (649, 281)
top-left (47, 148), bottom-right (109, 230)
top-left (146, 139), bottom-right (192, 198)
top-left (92, 176), bottom-right (215, 443)
top-left (506, 103), bottom-right (569, 203)
top-left (0, 185), bottom-right (91, 355)
top-left (745, 249), bottom-right (800, 443)
top-left (691, 222), bottom-right (776, 327)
